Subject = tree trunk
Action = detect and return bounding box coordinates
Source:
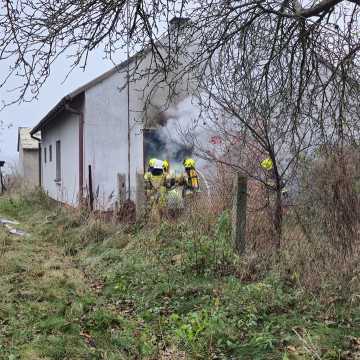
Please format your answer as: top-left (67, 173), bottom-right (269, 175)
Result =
top-left (273, 188), bottom-right (283, 249)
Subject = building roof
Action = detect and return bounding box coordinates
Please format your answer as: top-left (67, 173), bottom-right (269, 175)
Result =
top-left (17, 127), bottom-right (40, 151)
top-left (30, 17), bottom-right (190, 136)
top-left (30, 54), bottom-right (139, 135)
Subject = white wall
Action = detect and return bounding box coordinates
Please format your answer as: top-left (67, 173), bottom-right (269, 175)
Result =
top-left (84, 49), bottom-right (190, 210)
top-left (41, 112), bottom-right (79, 205)
top-left (40, 42), bottom-right (193, 210)
top-left (84, 70), bottom-right (144, 209)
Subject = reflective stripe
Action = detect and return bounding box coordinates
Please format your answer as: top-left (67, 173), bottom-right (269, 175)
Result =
top-left (187, 169), bottom-right (199, 189)
top-left (153, 159), bottom-right (163, 169)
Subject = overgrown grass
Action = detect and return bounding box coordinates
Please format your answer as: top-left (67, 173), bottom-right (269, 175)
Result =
top-left (0, 190), bottom-right (360, 359)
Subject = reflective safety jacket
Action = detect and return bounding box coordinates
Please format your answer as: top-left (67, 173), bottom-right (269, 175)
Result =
top-left (144, 172), bottom-right (166, 191)
top-left (144, 171), bottom-right (167, 207)
top-left (185, 168), bottom-right (200, 191)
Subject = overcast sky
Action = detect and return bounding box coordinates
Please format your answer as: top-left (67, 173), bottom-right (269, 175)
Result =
top-left (0, 49), bottom-right (126, 172)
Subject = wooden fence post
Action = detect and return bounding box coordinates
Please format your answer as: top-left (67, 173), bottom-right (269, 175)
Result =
top-left (117, 173), bottom-right (126, 206)
top-left (0, 161), bottom-right (5, 194)
top-left (136, 172), bottom-right (146, 221)
top-left (232, 173), bottom-right (248, 254)
top-left (88, 165), bottom-right (94, 211)
top-left (0, 169), bottom-right (3, 194)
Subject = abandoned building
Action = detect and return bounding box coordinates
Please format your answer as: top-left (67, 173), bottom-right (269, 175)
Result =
top-left (30, 18), bottom-right (192, 209)
top-left (17, 127), bottom-right (40, 188)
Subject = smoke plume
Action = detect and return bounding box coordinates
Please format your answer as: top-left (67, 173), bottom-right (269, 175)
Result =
top-left (144, 97), bottom-right (212, 175)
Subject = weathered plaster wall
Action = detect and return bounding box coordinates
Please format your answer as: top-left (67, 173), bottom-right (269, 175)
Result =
top-left (41, 112), bottom-right (79, 205)
top-left (18, 146), bottom-right (24, 176)
top-left (23, 150), bottom-right (39, 187)
top-left (39, 37), bottom-right (193, 209)
top-left (84, 70), bottom-right (144, 209)
top-left (83, 55), bottom-right (182, 209)
top-left (84, 48), bottom-right (190, 210)
top-left (18, 143), bottom-right (39, 188)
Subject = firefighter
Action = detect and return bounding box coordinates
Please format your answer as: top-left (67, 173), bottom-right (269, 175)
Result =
top-left (163, 159), bottom-right (184, 216)
top-left (144, 158), bottom-right (167, 221)
top-left (174, 158), bottom-right (200, 213)
top-left (260, 157), bottom-right (273, 172)
top-left (181, 158), bottom-right (200, 196)
top-left (144, 158), bottom-right (156, 197)
top-left (163, 160), bottom-right (176, 189)
top-left (163, 159), bottom-right (169, 173)
top-left (163, 160), bottom-right (170, 183)
top-left (260, 156), bottom-right (289, 204)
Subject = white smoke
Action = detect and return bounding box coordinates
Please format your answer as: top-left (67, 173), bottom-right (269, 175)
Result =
top-left (153, 96), bottom-right (218, 180)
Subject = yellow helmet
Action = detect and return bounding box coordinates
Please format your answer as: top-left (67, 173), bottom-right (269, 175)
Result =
top-left (148, 158), bottom-right (157, 168)
top-left (260, 157), bottom-right (273, 171)
top-left (163, 160), bottom-right (169, 171)
top-left (183, 158), bottom-right (195, 168)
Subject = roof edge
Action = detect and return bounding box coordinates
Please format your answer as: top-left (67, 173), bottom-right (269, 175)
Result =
top-left (18, 127), bottom-right (40, 150)
top-left (30, 96), bottom-right (70, 135)
top-left (30, 36), bottom-right (159, 136)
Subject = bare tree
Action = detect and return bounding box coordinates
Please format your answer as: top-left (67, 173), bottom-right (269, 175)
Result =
top-left (1, 1), bottom-right (360, 102)
top-left (167, 1), bottom-right (360, 247)
top-left (187, 51), bottom-right (319, 248)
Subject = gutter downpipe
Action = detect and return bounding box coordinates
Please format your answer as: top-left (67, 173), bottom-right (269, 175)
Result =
top-left (65, 104), bottom-right (84, 204)
top-left (126, 0), bottom-right (131, 200)
top-left (31, 134), bottom-right (42, 187)
top-left (127, 64), bottom-right (131, 200)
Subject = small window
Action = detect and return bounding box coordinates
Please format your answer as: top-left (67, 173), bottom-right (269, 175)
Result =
top-left (56, 140), bottom-right (61, 181)
top-left (44, 147), bottom-right (47, 163)
top-left (49, 145), bottom-right (52, 162)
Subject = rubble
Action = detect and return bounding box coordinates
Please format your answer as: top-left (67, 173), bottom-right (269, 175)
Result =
top-left (0, 218), bottom-right (19, 225)
top-left (1, 218), bottom-right (29, 237)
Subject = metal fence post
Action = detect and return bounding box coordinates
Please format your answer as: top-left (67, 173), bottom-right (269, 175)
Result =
top-left (232, 173), bottom-right (248, 254)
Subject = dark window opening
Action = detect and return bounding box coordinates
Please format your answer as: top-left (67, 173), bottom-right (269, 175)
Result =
top-left (44, 147), bottom-right (47, 163)
top-left (56, 140), bottom-right (61, 181)
top-left (143, 128), bottom-right (192, 171)
top-left (49, 145), bottom-right (52, 162)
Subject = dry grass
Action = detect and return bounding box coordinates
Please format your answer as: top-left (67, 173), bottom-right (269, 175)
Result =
top-left (1, 189), bottom-right (360, 359)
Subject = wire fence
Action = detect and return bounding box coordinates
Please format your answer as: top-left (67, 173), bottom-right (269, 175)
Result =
top-left (4, 164), bottom-right (360, 292)
top-left (5, 160), bottom-right (360, 262)
top-left (109, 173), bottom-right (360, 259)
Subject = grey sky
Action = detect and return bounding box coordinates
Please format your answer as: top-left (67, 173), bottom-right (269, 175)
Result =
top-left (0, 49), bottom-right (126, 172)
